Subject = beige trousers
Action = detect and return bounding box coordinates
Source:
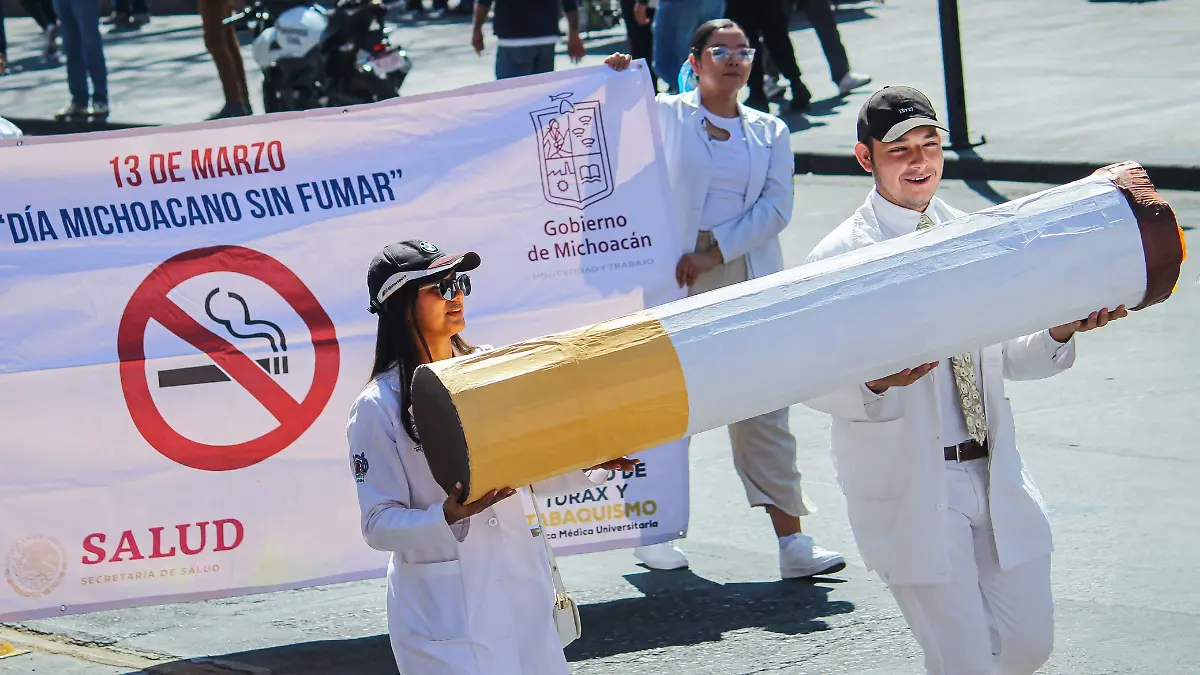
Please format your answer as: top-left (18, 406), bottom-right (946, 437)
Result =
top-left (689, 232), bottom-right (809, 517)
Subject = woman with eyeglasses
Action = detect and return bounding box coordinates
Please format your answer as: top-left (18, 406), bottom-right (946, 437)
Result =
top-left (604, 20), bottom-right (846, 580)
top-left (347, 239), bottom-right (634, 675)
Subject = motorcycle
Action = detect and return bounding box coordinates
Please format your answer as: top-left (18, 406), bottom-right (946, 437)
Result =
top-left (227, 0), bottom-right (412, 113)
top-left (225, 0), bottom-right (298, 39)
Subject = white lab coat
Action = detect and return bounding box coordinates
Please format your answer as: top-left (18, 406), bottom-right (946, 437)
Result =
top-left (656, 90), bottom-right (792, 279)
top-left (347, 367), bottom-right (605, 675)
top-left (802, 193), bottom-right (1077, 585)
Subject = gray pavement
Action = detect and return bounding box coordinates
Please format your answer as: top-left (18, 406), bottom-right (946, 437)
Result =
top-left (0, 0), bottom-right (1197, 174)
top-left (3, 174), bottom-right (1199, 674)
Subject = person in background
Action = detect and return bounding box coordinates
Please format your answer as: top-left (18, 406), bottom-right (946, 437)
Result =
top-left (52, 0), bottom-right (109, 120)
top-left (472, 0), bottom-right (585, 80)
top-left (198, 0), bottom-right (251, 119)
top-left (724, 0), bottom-right (810, 111)
top-left (727, 0), bottom-right (869, 112)
top-left (633, 0), bottom-right (724, 95)
top-left (1, 3), bottom-right (8, 75)
top-left (349, 239), bottom-right (635, 675)
top-left (604, 20), bottom-right (846, 580)
top-left (1, 0), bottom-right (60, 75)
top-left (22, 0), bottom-right (59, 58)
top-left (620, 0), bottom-right (656, 88)
top-left (103, 0), bottom-right (150, 30)
top-left (792, 0), bottom-right (871, 98)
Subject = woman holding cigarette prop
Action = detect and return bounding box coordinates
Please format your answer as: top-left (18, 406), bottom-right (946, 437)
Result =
top-left (347, 239), bottom-right (635, 675)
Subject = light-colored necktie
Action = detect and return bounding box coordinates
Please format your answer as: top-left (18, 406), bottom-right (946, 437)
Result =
top-left (917, 213), bottom-right (988, 444)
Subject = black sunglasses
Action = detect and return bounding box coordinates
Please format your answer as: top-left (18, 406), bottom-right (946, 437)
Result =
top-left (419, 273), bottom-right (472, 300)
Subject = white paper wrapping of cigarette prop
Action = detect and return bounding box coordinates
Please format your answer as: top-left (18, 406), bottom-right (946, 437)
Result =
top-left (414, 162), bottom-right (1184, 502)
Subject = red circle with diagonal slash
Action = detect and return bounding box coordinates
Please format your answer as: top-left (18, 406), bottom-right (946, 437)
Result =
top-left (118, 245), bottom-right (340, 471)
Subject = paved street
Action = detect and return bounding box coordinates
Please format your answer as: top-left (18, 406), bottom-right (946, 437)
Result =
top-left (2, 174), bottom-right (1198, 674)
top-left (0, 0), bottom-right (1197, 169)
top-left (1, 0), bottom-right (1198, 671)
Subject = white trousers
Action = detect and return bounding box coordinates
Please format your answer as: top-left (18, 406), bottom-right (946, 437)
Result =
top-left (886, 458), bottom-right (1053, 675)
top-left (689, 233), bottom-right (808, 518)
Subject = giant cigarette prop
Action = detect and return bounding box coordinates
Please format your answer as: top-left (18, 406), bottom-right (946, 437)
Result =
top-left (413, 162), bottom-right (1184, 501)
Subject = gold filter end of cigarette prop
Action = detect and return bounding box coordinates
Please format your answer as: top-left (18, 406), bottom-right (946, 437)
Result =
top-left (1093, 161), bottom-right (1185, 309)
top-left (412, 311), bottom-right (689, 503)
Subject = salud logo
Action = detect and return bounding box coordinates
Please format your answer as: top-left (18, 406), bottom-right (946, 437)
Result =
top-left (6, 535), bottom-right (68, 598)
top-left (530, 92), bottom-right (614, 210)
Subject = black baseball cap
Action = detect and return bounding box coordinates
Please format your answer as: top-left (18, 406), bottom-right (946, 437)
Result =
top-left (857, 86), bottom-right (949, 144)
top-left (366, 240), bottom-right (481, 314)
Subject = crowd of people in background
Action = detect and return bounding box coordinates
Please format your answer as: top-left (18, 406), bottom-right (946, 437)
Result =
top-left (0, 0), bottom-right (254, 122)
top-left (474, 0), bottom-right (871, 114)
top-left (0, 0), bottom-right (870, 124)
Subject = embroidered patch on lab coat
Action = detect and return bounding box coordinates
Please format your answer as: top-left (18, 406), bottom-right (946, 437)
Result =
top-left (353, 453), bottom-right (369, 483)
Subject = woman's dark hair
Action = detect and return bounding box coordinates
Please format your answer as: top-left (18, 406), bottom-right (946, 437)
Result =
top-left (369, 274), bottom-right (473, 443)
top-left (689, 19), bottom-right (742, 56)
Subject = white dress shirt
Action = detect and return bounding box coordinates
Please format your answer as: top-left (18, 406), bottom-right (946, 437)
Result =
top-left (868, 190), bottom-right (979, 447)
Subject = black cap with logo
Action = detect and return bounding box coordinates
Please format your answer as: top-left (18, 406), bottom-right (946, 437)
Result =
top-left (857, 86), bottom-right (950, 144)
top-left (366, 240), bottom-right (481, 314)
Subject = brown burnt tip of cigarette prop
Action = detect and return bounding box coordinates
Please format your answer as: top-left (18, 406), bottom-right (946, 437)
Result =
top-left (1093, 161), bottom-right (1186, 310)
top-left (412, 366), bottom-right (472, 502)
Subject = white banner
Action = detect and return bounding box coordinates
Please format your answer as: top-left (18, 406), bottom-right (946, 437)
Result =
top-left (0, 64), bottom-right (687, 622)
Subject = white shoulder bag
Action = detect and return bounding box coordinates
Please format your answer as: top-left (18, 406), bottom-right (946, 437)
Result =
top-left (528, 486), bottom-right (581, 648)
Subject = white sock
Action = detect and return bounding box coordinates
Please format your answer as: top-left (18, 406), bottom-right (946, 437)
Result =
top-left (778, 533), bottom-right (801, 550)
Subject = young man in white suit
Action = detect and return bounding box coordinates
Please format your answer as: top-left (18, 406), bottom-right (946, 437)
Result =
top-left (803, 86), bottom-right (1127, 675)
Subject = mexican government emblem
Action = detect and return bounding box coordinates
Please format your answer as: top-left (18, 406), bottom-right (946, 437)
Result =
top-left (6, 534), bottom-right (68, 598)
top-left (530, 92), bottom-right (614, 210)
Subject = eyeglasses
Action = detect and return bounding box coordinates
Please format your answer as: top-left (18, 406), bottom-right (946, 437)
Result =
top-left (706, 45), bottom-right (756, 64)
top-left (419, 273), bottom-right (472, 300)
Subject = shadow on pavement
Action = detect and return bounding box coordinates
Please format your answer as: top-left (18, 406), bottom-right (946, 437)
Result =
top-left (135, 636), bottom-right (400, 675)
top-left (804, 95), bottom-right (851, 118)
top-left (566, 569), bottom-right (854, 661)
top-left (111, 570), bottom-right (851, 674)
top-left (779, 95), bottom-right (847, 131)
top-left (2, 54), bottom-right (62, 75)
top-left (964, 180), bottom-right (1012, 205)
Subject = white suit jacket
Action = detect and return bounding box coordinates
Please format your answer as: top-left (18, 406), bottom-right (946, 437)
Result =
top-left (803, 192), bottom-right (1077, 585)
top-left (348, 366), bottom-right (604, 675)
top-left (656, 90), bottom-right (792, 279)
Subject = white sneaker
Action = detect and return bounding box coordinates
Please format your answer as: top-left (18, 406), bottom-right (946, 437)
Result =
top-left (780, 533), bottom-right (845, 579)
top-left (633, 542), bottom-right (689, 570)
top-left (837, 72), bottom-right (873, 96)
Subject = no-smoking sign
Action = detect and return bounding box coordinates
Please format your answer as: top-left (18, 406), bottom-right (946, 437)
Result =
top-left (117, 246), bottom-right (340, 471)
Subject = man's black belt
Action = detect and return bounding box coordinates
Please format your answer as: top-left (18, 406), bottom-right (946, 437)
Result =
top-left (945, 439), bottom-right (989, 462)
